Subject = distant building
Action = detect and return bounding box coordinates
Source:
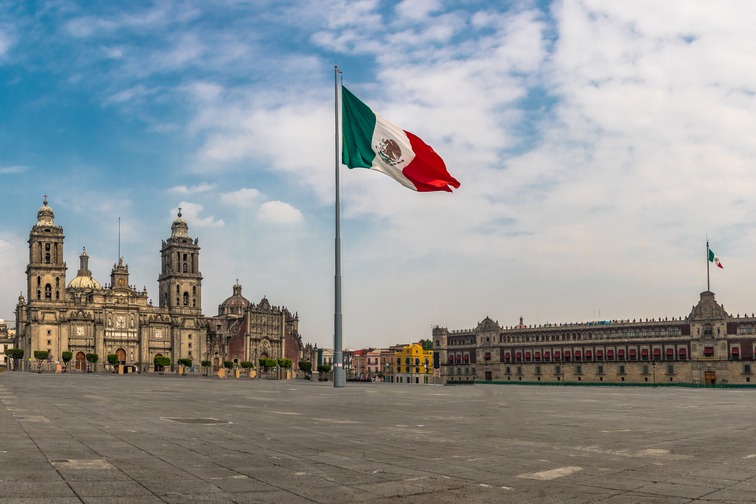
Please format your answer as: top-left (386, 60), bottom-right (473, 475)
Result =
top-left (434, 291), bottom-right (756, 385)
top-left (394, 343), bottom-right (433, 384)
top-left (0, 319), bottom-right (12, 368)
top-left (207, 282), bottom-right (304, 373)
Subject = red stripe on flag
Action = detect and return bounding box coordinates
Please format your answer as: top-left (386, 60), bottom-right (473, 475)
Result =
top-left (403, 131), bottom-right (460, 193)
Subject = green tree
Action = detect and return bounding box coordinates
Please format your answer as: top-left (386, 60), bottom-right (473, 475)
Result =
top-left (178, 358), bottom-right (193, 368)
top-left (298, 360), bottom-right (312, 374)
top-left (240, 361), bottom-right (253, 370)
top-left (317, 364), bottom-right (331, 373)
top-left (153, 355), bottom-right (170, 373)
top-left (61, 351), bottom-right (73, 372)
top-left (6, 348), bottom-right (24, 371)
top-left (86, 353), bottom-right (99, 372)
top-left (107, 353), bottom-right (119, 372)
top-left (419, 339), bottom-right (433, 350)
top-left (201, 360), bottom-right (211, 376)
top-left (33, 350), bottom-right (49, 373)
top-left (86, 353), bottom-right (100, 371)
top-left (223, 360), bottom-right (233, 370)
top-left (277, 358), bottom-right (292, 369)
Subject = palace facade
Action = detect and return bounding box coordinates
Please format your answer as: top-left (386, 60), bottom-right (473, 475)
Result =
top-left (433, 291), bottom-right (755, 385)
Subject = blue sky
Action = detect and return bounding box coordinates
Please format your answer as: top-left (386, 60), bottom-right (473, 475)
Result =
top-left (2, 0), bottom-right (756, 348)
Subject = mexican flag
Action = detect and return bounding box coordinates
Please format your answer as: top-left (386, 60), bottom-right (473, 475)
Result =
top-left (341, 85), bottom-right (460, 192)
top-left (709, 249), bottom-right (724, 269)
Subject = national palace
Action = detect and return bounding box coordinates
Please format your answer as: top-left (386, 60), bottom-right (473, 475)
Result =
top-left (13, 198), bottom-right (308, 373)
top-left (433, 290), bottom-right (755, 385)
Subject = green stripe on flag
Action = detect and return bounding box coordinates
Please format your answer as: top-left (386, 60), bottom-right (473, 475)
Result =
top-left (342, 85), bottom-right (377, 169)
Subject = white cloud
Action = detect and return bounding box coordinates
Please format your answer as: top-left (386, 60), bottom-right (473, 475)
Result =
top-left (220, 187), bottom-right (262, 207)
top-left (0, 165), bottom-right (27, 174)
top-left (168, 183), bottom-right (216, 195)
top-left (0, 26), bottom-right (15, 58)
top-left (175, 202), bottom-right (224, 228)
top-left (258, 201), bottom-right (303, 225)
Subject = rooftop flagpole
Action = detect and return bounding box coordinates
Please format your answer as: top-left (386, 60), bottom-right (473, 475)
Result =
top-left (706, 238), bottom-right (710, 292)
top-left (333, 65), bottom-right (345, 388)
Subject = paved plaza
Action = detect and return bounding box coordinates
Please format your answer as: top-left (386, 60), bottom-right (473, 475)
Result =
top-left (1, 373), bottom-right (755, 503)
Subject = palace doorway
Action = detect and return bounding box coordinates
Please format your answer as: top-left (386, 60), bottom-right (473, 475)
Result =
top-left (704, 371), bottom-right (716, 385)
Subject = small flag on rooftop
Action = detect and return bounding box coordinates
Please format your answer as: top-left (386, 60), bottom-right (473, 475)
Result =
top-left (708, 248), bottom-right (724, 269)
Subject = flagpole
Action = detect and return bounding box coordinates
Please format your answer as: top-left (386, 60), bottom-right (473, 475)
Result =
top-left (333, 65), bottom-right (345, 388)
top-left (706, 239), bottom-right (710, 292)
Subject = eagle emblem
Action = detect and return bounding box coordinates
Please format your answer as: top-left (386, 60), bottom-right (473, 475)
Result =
top-left (376, 138), bottom-right (404, 166)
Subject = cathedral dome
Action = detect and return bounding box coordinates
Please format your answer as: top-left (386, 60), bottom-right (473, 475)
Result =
top-left (68, 275), bottom-right (102, 290)
top-left (36, 196), bottom-right (55, 227)
top-left (67, 247), bottom-right (101, 290)
top-left (219, 282), bottom-right (250, 315)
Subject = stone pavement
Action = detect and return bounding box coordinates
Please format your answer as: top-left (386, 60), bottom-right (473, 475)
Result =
top-left (1, 372), bottom-right (755, 503)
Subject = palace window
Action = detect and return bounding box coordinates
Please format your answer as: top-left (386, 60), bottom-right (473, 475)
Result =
top-left (731, 347), bottom-right (740, 360)
top-left (679, 348), bottom-right (687, 360)
top-left (744, 364), bottom-right (752, 375)
top-left (666, 364), bottom-right (674, 375)
top-left (666, 348), bottom-right (675, 360)
top-left (618, 365), bottom-right (625, 375)
top-left (703, 346), bottom-right (714, 357)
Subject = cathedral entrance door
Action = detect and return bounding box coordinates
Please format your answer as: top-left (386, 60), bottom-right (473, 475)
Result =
top-left (704, 371), bottom-right (716, 385)
top-left (116, 348), bottom-right (127, 364)
top-left (485, 371), bottom-right (492, 381)
top-left (75, 352), bottom-right (86, 372)
top-left (213, 357), bottom-right (219, 373)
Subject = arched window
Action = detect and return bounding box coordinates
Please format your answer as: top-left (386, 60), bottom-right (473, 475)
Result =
top-left (37, 276), bottom-right (41, 286)
top-left (45, 253), bottom-right (50, 264)
top-left (183, 263), bottom-right (187, 273)
top-left (183, 292), bottom-right (189, 305)
top-left (44, 284), bottom-right (52, 299)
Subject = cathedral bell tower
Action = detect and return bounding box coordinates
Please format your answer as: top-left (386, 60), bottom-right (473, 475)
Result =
top-left (158, 208), bottom-right (202, 313)
top-left (26, 197), bottom-right (67, 304)
top-left (158, 208), bottom-right (203, 365)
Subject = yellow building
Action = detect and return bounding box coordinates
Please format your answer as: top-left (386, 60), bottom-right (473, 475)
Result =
top-left (394, 343), bottom-right (433, 384)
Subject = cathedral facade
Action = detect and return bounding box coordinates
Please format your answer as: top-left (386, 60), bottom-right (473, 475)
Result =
top-left (13, 198), bottom-right (306, 374)
top-left (14, 199), bottom-right (206, 372)
top-left (434, 291), bottom-right (756, 385)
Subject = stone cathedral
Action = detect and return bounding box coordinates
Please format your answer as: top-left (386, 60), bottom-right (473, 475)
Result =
top-left (14, 198), bottom-right (206, 371)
